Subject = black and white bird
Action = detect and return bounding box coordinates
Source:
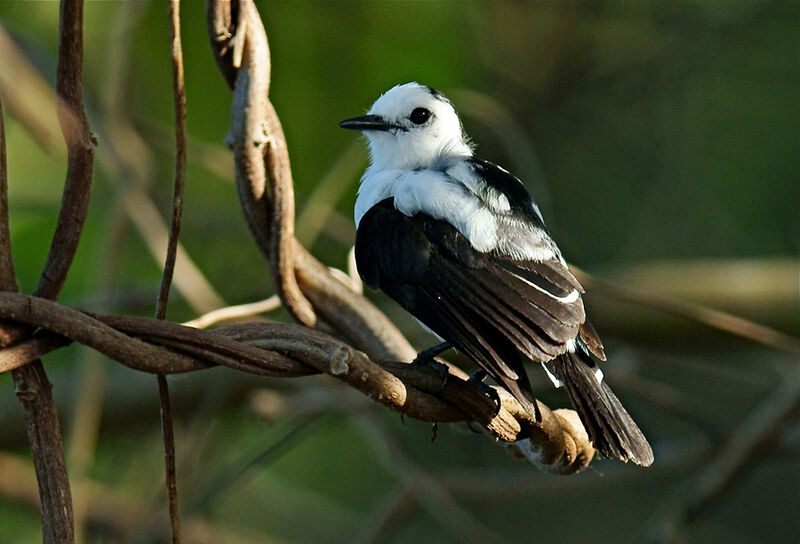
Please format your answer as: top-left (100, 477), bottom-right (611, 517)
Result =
top-left (340, 82), bottom-right (653, 466)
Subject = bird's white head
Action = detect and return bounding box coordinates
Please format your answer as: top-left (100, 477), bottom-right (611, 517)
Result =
top-left (340, 82), bottom-right (473, 171)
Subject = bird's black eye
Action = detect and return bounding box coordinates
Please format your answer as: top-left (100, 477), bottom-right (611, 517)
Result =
top-left (409, 107), bottom-right (432, 125)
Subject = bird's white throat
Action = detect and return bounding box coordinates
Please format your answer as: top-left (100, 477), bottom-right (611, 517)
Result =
top-left (361, 82), bottom-right (472, 171)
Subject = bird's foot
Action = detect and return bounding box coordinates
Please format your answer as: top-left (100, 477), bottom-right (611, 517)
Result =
top-left (411, 342), bottom-right (452, 391)
top-left (467, 369), bottom-right (502, 415)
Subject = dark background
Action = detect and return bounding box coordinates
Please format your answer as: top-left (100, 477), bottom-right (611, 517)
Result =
top-left (0, 2), bottom-right (797, 543)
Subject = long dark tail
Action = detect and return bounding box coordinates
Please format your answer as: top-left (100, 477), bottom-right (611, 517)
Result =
top-left (548, 347), bottom-right (654, 466)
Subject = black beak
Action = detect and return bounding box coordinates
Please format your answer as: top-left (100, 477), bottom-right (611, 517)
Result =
top-left (339, 114), bottom-right (400, 132)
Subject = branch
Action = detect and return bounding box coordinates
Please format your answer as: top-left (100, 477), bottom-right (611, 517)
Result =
top-left (206, 0), bottom-right (416, 363)
top-left (154, 2), bottom-right (189, 542)
top-left (202, 0), bottom-right (598, 474)
top-left (0, 0), bottom-right (94, 540)
top-left (181, 295), bottom-right (280, 329)
top-left (209, 0), bottom-right (315, 325)
top-left (35, 0), bottom-right (96, 301)
top-left (0, 292), bottom-right (595, 474)
top-left (0, 95), bottom-right (15, 295)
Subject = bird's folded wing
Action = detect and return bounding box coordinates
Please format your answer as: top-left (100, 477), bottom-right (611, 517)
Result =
top-left (355, 199), bottom-right (590, 382)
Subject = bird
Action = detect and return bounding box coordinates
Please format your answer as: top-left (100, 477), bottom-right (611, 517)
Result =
top-left (339, 82), bottom-right (653, 466)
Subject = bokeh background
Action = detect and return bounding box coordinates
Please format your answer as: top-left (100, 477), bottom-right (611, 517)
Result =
top-left (0, 1), bottom-right (798, 543)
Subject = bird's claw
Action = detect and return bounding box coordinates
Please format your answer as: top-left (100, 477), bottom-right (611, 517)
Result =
top-left (411, 342), bottom-right (452, 391)
top-left (411, 354), bottom-right (450, 391)
top-left (467, 369), bottom-right (502, 415)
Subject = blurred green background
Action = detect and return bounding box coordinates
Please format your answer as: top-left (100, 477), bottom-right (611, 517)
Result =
top-left (0, 1), bottom-right (798, 543)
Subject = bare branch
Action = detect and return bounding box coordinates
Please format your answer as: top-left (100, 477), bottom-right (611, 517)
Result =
top-left (201, 0), bottom-right (599, 474)
top-left (182, 295), bottom-right (281, 329)
top-left (157, 0), bottom-right (188, 323)
top-left (0, 293), bottom-right (202, 374)
top-left (206, 1), bottom-right (417, 363)
top-left (224, 0), bottom-right (315, 325)
top-left (0, 96), bottom-right (16, 294)
top-left (0, 292), bottom-right (594, 474)
top-left (152, 3), bottom-right (190, 542)
top-left (0, 332), bottom-right (71, 373)
top-left (207, 0), bottom-right (415, 362)
top-left (35, 0), bottom-right (97, 301)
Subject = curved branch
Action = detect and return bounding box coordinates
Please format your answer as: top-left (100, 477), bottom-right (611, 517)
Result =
top-left (156, 4), bottom-right (190, 542)
top-left (206, 0), bottom-right (414, 361)
top-left (218, 0), bottom-right (315, 326)
top-left (0, 292), bottom-right (594, 474)
top-left (35, 0), bottom-right (97, 301)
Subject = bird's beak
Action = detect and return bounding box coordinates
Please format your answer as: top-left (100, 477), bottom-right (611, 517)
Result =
top-left (339, 114), bottom-right (399, 132)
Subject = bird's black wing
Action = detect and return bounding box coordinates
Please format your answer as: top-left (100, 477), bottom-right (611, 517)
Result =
top-left (465, 157), bottom-right (606, 360)
top-left (355, 198), bottom-right (587, 413)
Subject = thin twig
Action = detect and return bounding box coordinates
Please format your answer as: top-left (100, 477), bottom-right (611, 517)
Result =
top-left (0, 95), bottom-right (15, 294)
top-left (156, 374), bottom-right (181, 543)
top-left (154, 2), bottom-right (188, 542)
top-left (182, 295), bottom-right (280, 329)
top-left (35, 0), bottom-right (96, 302)
top-left (158, 0), bottom-right (188, 322)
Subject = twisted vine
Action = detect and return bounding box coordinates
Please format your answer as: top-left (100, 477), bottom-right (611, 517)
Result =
top-left (0, 291), bottom-right (594, 473)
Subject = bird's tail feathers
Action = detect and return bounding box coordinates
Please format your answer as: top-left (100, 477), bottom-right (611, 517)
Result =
top-left (549, 348), bottom-right (654, 466)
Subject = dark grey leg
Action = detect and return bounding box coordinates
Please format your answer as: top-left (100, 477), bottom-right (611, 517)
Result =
top-left (411, 341), bottom-right (452, 390)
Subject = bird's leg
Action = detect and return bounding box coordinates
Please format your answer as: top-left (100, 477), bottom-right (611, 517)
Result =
top-left (467, 369), bottom-right (502, 414)
top-left (414, 341), bottom-right (452, 362)
top-left (411, 341), bottom-right (452, 390)
top-left (468, 368), bottom-right (488, 383)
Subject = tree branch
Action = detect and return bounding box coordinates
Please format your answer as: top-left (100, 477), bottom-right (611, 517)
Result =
top-left (153, 2), bottom-right (189, 542)
top-left (206, 0), bottom-right (415, 363)
top-left (35, 0), bottom-right (96, 301)
top-left (0, 292), bottom-right (595, 474)
top-left (0, 1), bottom-right (94, 539)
